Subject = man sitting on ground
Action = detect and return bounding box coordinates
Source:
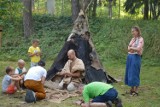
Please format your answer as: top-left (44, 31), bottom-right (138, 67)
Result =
top-left (77, 82), bottom-right (123, 107)
top-left (24, 60), bottom-right (47, 103)
top-left (57, 49), bottom-right (85, 91)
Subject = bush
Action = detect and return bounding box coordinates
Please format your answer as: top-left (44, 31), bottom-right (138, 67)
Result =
top-left (0, 16), bottom-right (160, 66)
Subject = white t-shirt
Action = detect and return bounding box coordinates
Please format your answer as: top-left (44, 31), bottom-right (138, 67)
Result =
top-left (24, 66), bottom-right (47, 81)
top-left (15, 67), bottom-right (27, 74)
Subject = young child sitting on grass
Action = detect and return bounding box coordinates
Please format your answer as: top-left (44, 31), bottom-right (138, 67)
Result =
top-left (15, 59), bottom-right (27, 88)
top-left (2, 66), bottom-right (22, 94)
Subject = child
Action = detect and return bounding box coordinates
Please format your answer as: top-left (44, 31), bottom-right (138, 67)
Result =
top-left (28, 39), bottom-right (41, 67)
top-left (2, 66), bottom-right (22, 94)
top-left (15, 59), bottom-right (27, 75)
top-left (15, 59), bottom-right (27, 88)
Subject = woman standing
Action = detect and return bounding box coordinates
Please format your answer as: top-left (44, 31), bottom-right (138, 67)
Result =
top-left (125, 26), bottom-right (144, 96)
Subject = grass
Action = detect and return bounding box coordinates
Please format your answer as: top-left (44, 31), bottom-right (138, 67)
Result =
top-left (0, 60), bottom-right (160, 107)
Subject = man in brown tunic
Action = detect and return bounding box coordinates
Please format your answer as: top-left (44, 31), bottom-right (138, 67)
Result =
top-left (57, 49), bottom-right (85, 91)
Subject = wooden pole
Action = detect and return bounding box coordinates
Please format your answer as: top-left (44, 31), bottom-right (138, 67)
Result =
top-left (0, 26), bottom-right (2, 48)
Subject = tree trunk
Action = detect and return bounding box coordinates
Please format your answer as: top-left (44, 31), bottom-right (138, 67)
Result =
top-left (23, 0), bottom-right (32, 38)
top-left (108, 0), bottom-right (112, 19)
top-left (32, 0), bottom-right (35, 11)
top-left (0, 26), bottom-right (2, 48)
top-left (99, 0), bottom-right (102, 6)
top-left (143, 0), bottom-right (149, 20)
top-left (61, 0), bottom-right (64, 16)
top-left (71, 0), bottom-right (80, 22)
top-left (92, 0), bottom-right (97, 17)
top-left (83, 0), bottom-right (91, 12)
top-left (118, 0), bottom-right (120, 18)
top-left (47, 0), bottom-right (55, 15)
top-left (151, 1), bottom-right (160, 20)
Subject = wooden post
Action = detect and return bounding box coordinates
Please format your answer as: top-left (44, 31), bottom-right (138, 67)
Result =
top-left (0, 26), bottom-right (2, 48)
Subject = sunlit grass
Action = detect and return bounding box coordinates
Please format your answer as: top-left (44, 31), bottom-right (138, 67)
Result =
top-left (0, 60), bottom-right (160, 107)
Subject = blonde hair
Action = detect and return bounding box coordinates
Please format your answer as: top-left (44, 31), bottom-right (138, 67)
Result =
top-left (18, 59), bottom-right (25, 64)
top-left (132, 26), bottom-right (141, 37)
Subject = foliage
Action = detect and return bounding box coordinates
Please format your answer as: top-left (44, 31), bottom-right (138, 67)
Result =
top-left (0, 15), bottom-right (72, 62)
top-left (124, 0), bottom-right (160, 19)
top-left (0, 0), bottom-right (23, 24)
top-left (0, 15), bottom-right (160, 66)
top-left (89, 17), bottom-right (160, 65)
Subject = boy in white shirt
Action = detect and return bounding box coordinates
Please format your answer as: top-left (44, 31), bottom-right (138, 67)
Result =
top-left (15, 59), bottom-right (27, 89)
top-left (24, 60), bottom-right (47, 103)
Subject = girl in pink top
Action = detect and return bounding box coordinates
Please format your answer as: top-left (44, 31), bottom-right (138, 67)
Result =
top-left (125, 26), bottom-right (144, 96)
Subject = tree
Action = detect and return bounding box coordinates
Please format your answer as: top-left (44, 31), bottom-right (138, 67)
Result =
top-left (71, 0), bottom-right (80, 22)
top-left (144, 0), bottom-right (149, 19)
top-left (124, 0), bottom-right (144, 18)
top-left (47, 0), bottom-right (55, 15)
top-left (124, 0), bottom-right (160, 20)
top-left (22, 0), bottom-right (32, 38)
top-left (92, 0), bottom-right (97, 17)
top-left (108, 0), bottom-right (113, 18)
top-left (150, 0), bottom-right (160, 20)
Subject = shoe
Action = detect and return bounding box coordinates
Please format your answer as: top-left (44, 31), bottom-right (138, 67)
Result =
top-left (114, 98), bottom-right (123, 107)
top-left (25, 89), bottom-right (36, 103)
top-left (106, 101), bottom-right (112, 107)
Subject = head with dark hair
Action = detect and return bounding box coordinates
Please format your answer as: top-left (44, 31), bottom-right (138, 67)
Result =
top-left (38, 60), bottom-right (45, 67)
top-left (32, 39), bottom-right (39, 47)
top-left (6, 66), bottom-right (14, 74)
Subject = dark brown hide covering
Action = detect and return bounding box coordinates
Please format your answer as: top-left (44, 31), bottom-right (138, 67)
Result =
top-left (46, 10), bottom-right (116, 83)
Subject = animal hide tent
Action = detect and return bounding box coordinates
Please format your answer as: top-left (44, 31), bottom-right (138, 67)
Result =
top-left (46, 10), bottom-right (116, 83)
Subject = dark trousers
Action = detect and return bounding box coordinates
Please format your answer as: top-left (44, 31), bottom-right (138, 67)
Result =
top-left (92, 88), bottom-right (118, 102)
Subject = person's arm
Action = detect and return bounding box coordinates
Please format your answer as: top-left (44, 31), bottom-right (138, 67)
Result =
top-left (11, 74), bottom-right (20, 77)
top-left (81, 102), bottom-right (90, 107)
top-left (11, 76), bottom-right (22, 81)
top-left (19, 71), bottom-right (27, 76)
top-left (28, 52), bottom-right (36, 57)
top-left (56, 72), bottom-right (66, 76)
top-left (65, 71), bottom-right (81, 77)
top-left (81, 102), bottom-right (107, 107)
top-left (129, 38), bottom-right (144, 52)
top-left (41, 76), bottom-right (46, 84)
top-left (36, 47), bottom-right (41, 56)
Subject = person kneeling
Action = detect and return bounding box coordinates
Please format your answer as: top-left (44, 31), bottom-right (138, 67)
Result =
top-left (24, 60), bottom-right (47, 103)
top-left (77, 82), bottom-right (123, 107)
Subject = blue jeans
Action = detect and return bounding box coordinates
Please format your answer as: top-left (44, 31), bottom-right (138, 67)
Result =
top-left (30, 62), bottom-right (38, 67)
top-left (92, 88), bottom-right (118, 102)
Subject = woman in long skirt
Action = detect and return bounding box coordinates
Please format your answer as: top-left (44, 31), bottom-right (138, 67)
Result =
top-left (125, 26), bottom-right (144, 96)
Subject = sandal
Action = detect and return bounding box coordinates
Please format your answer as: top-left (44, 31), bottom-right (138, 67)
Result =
top-left (131, 92), bottom-right (138, 96)
top-left (121, 90), bottom-right (133, 96)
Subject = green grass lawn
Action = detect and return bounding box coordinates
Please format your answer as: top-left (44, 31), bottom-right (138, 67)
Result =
top-left (0, 60), bottom-right (160, 107)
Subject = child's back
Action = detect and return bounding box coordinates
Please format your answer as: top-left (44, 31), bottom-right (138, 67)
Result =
top-left (2, 74), bottom-right (11, 92)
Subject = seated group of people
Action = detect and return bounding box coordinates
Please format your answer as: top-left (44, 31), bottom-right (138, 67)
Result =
top-left (1, 49), bottom-right (122, 107)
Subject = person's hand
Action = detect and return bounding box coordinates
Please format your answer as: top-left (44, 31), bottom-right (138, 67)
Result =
top-left (36, 52), bottom-right (40, 56)
top-left (17, 76), bottom-right (22, 80)
top-left (75, 100), bottom-right (82, 106)
top-left (65, 72), bottom-right (72, 77)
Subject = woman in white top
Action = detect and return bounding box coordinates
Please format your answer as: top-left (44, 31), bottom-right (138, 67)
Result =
top-left (124, 26), bottom-right (144, 96)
